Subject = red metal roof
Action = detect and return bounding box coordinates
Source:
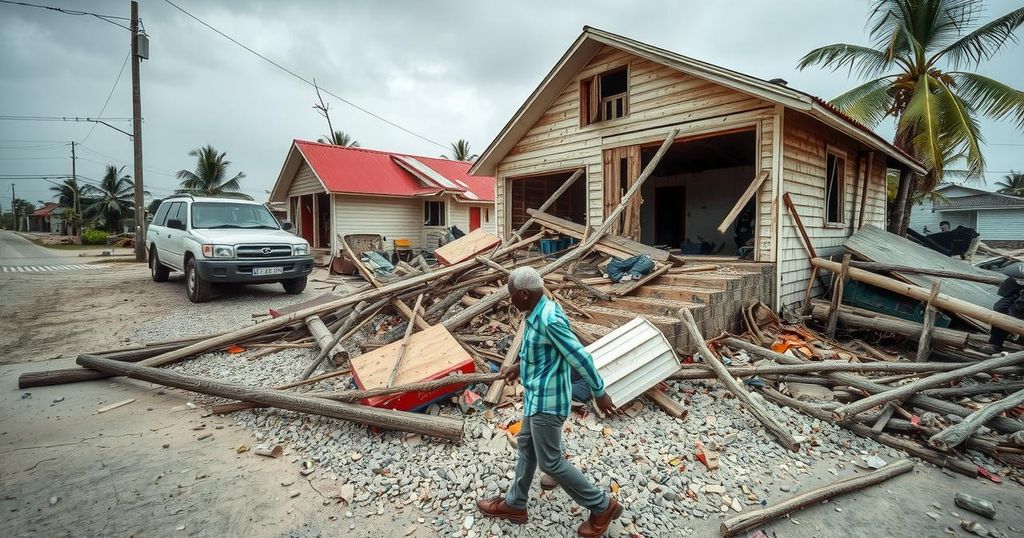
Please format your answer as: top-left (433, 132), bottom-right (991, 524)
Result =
top-left (31, 202), bottom-right (60, 216)
top-left (294, 140), bottom-right (495, 202)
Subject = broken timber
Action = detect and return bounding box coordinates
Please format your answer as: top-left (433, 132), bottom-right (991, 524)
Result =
top-left (929, 389), bottom-right (1024, 451)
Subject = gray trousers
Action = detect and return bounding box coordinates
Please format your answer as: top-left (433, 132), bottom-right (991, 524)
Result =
top-left (505, 413), bottom-right (609, 512)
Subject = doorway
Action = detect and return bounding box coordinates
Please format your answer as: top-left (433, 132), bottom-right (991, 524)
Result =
top-left (654, 186), bottom-right (685, 247)
top-left (300, 195), bottom-right (314, 244)
top-left (316, 193), bottom-right (331, 249)
top-left (469, 207), bottom-right (482, 231)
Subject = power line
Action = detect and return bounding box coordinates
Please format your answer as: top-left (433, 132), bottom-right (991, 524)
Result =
top-left (161, 0), bottom-right (448, 150)
top-left (0, 115), bottom-right (132, 122)
top-left (80, 50), bottom-right (132, 144)
top-left (0, 0), bottom-right (131, 30)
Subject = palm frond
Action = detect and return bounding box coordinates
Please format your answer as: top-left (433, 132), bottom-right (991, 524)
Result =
top-left (934, 76), bottom-right (985, 182)
top-left (899, 75), bottom-right (945, 188)
top-left (934, 6), bottom-right (1024, 68)
top-left (797, 44), bottom-right (897, 77)
top-left (951, 72), bottom-right (1024, 129)
top-left (830, 76), bottom-right (898, 127)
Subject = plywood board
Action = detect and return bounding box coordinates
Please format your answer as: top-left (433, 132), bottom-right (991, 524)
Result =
top-left (350, 324), bottom-right (472, 389)
top-left (844, 225), bottom-right (1001, 317)
top-left (433, 228), bottom-right (501, 266)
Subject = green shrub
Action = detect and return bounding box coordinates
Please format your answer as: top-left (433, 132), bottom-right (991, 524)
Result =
top-left (82, 229), bottom-right (109, 245)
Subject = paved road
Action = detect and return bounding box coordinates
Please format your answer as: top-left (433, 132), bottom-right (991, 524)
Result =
top-left (0, 230), bottom-right (96, 267)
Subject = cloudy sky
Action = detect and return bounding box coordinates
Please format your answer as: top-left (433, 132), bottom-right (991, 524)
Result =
top-left (2, 0), bottom-right (1022, 207)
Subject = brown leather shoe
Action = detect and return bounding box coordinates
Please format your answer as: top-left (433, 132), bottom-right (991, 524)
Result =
top-left (540, 473), bottom-right (559, 491)
top-left (477, 496), bottom-right (528, 525)
top-left (577, 497), bottom-right (623, 537)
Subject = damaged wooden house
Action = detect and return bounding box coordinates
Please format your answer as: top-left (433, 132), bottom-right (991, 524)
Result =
top-left (269, 140), bottom-right (497, 257)
top-left (469, 26), bottom-right (926, 345)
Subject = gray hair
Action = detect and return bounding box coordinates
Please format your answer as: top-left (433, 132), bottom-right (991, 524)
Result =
top-left (508, 266), bottom-right (544, 292)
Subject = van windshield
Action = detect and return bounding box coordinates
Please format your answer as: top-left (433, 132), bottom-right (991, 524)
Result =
top-left (191, 202), bottom-right (280, 230)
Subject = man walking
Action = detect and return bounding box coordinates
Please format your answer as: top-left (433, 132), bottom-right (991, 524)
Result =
top-left (476, 267), bottom-right (622, 536)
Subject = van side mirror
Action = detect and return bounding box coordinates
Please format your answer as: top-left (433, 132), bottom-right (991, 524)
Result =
top-left (167, 218), bottom-right (185, 230)
top-left (281, 221), bottom-right (294, 231)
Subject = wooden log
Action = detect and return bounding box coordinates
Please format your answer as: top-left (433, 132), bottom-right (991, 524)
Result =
top-left (474, 255), bottom-right (511, 275)
top-left (212, 367), bottom-right (354, 414)
top-left (954, 493), bottom-right (997, 519)
top-left (826, 253), bottom-right (851, 338)
top-left (724, 337), bottom-right (1024, 434)
top-left (386, 294), bottom-right (424, 388)
top-left (916, 282), bottom-right (941, 362)
top-left (833, 351), bottom-right (1024, 420)
top-left (812, 257), bottom-right (1024, 337)
top-left (809, 302), bottom-right (988, 349)
top-left (563, 274), bottom-right (612, 301)
top-left (18, 341), bottom-right (194, 388)
top-left (871, 404), bottom-right (895, 434)
top-left (783, 192), bottom-right (829, 295)
top-left (515, 167), bottom-right (584, 236)
top-left (305, 315), bottom-right (347, 365)
top-left (717, 170), bottom-right (769, 234)
top-left (680, 309), bottom-right (799, 451)
top-left (484, 319), bottom-right (526, 404)
top-left (299, 299), bottom-right (377, 380)
top-left (669, 361), bottom-right (987, 380)
top-left (644, 387), bottom-right (688, 419)
top-left (922, 380), bottom-right (1024, 398)
top-left (77, 354), bottom-right (465, 442)
top-left (315, 372), bottom-right (501, 402)
top-left (720, 459), bottom-right (914, 537)
top-left (929, 389), bottom-right (1024, 450)
top-left (848, 261), bottom-right (1006, 286)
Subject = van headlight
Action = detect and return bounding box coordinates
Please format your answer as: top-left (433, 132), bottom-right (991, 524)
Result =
top-left (292, 244), bottom-right (309, 256)
top-left (202, 244), bottom-right (234, 258)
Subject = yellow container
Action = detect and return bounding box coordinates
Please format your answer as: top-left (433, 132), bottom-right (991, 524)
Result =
top-left (394, 238), bottom-right (412, 248)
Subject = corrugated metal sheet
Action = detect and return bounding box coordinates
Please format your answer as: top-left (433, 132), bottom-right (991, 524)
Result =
top-left (977, 209), bottom-right (1024, 241)
top-left (587, 317), bottom-right (679, 407)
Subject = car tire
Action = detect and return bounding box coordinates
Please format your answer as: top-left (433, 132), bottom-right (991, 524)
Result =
top-left (281, 277), bottom-right (307, 295)
top-left (186, 258), bottom-right (212, 303)
top-left (150, 249), bottom-right (170, 283)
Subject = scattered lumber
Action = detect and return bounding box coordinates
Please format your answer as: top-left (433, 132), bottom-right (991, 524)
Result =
top-left (305, 315), bottom-right (347, 365)
top-left (483, 319), bottom-right (525, 405)
top-left (97, 398), bottom-right (135, 413)
top-left (385, 294), bottom-right (424, 388)
top-left (720, 459), bottom-right (914, 537)
top-left (434, 228), bottom-right (502, 266)
top-left (78, 354), bottom-right (464, 442)
top-left (847, 261), bottom-right (1006, 287)
top-left (929, 389), bottom-right (1024, 451)
top-left (717, 170), bottom-right (769, 234)
top-left (680, 310), bottom-right (800, 451)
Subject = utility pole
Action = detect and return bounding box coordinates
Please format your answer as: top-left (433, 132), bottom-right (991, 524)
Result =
top-left (130, 0), bottom-right (146, 261)
top-left (11, 184), bottom-right (16, 232)
top-left (71, 141), bottom-right (81, 240)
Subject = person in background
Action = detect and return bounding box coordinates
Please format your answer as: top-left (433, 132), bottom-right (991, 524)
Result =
top-left (939, 220), bottom-right (951, 232)
top-left (476, 267), bottom-right (622, 537)
top-left (979, 262), bottom-right (1024, 354)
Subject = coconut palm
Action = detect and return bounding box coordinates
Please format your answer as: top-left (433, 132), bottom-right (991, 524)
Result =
top-left (797, 0), bottom-right (1024, 234)
top-left (50, 178), bottom-right (84, 239)
top-left (83, 165), bottom-right (136, 233)
top-left (176, 145), bottom-right (246, 196)
top-left (318, 130), bottom-right (359, 147)
top-left (448, 139), bottom-right (477, 161)
top-left (995, 170), bottom-right (1024, 196)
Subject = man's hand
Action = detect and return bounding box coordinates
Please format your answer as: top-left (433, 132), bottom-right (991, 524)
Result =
top-left (595, 393), bottom-right (617, 415)
top-left (502, 363), bottom-right (521, 382)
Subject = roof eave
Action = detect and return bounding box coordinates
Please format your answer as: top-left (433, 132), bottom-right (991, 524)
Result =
top-left (807, 102), bottom-right (926, 175)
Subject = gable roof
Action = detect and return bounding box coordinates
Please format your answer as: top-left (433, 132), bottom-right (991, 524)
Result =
top-left (270, 140), bottom-right (494, 203)
top-left (935, 191), bottom-right (1024, 211)
top-left (31, 202), bottom-right (60, 216)
top-left (470, 26), bottom-right (925, 176)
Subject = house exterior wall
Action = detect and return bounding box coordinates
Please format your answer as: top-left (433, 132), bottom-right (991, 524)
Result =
top-left (493, 45), bottom-right (776, 248)
top-left (977, 209), bottom-right (1024, 241)
top-left (287, 162), bottom-right (326, 197)
top-left (334, 194), bottom-right (424, 251)
top-left (777, 111), bottom-right (888, 307)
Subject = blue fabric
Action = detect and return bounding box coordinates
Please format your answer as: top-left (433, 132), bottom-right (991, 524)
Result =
top-left (606, 254), bottom-right (655, 283)
top-left (518, 295), bottom-right (605, 417)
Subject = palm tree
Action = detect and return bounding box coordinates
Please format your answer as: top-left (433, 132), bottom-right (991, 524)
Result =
top-left (83, 165), bottom-right (135, 233)
top-left (798, 0), bottom-right (1024, 234)
top-left (447, 139), bottom-right (477, 161)
top-left (995, 170), bottom-right (1024, 196)
top-left (176, 145), bottom-right (246, 196)
top-left (318, 130), bottom-right (359, 147)
top-left (50, 177), bottom-right (84, 239)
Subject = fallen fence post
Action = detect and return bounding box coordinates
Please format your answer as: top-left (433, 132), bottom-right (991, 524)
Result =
top-left (929, 388), bottom-right (1024, 451)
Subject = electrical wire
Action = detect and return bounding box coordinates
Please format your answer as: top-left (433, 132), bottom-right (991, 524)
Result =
top-left (0, 0), bottom-right (131, 30)
top-left (161, 0), bottom-right (448, 150)
top-left (80, 50), bottom-right (132, 144)
top-left (0, 115), bottom-right (133, 122)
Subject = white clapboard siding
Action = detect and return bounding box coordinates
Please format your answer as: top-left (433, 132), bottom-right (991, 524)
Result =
top-left (494, 45), bottom-right (775, 238)
top-left (587, 317), bottom-right (680, 407)
top-left (288, 162), bottom-right (325, 197)
top-left (334, 194), bottom-right (424, 250)
top-left (977, 209), bottom-right (1024, 241)
top-left (449, 202), bottom-right (497, 236)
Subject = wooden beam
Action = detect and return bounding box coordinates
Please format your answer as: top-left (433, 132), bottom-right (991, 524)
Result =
top-left (340, 234), bottom-right (430, 331)
top-left (644, 387), bottom-right (688, 419)
top-left (716, 170), bottom-right (769, 234)
top-left (847, 261), bottom-right (1006, 286)
top-left (929, 389), bottom-right (1024, 451)
top-left (826, 253), bottom-right (851, 338)
top-left (613, 262), bottom-right (671, 297)
top-left (483, 319), bottom-right (526, 404)
top-left (812, 257), bottom-right (1024, 337)
top-left (680, 309), bottom-right (799, 451)
top-left (78, 354), bottom-right (465, 442)
top-left (720, 460), bottom-right (913, 537)
top-left (386, 294), bottom-right (424, 388)
top-left (857, 152), bottom-right (873, 230)
top-left (916, 282), bottom-right (941, 362)
top-left (783, 192), bottom-right (829, 305)
top-left (515, 168), bottom-right (584, 236)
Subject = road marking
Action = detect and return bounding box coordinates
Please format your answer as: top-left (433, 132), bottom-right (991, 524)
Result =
top-left (0, 264), bottom-right (98, 273)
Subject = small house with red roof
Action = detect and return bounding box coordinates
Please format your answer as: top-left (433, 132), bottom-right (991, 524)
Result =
top-left (28, 202), bottom-right (65, 234)
top-left (470, 27), bottom-right (926, 307)
top-left (268, 140), bottom-right (495, 255)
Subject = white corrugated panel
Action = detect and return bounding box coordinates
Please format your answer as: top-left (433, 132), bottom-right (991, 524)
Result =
top-left (586, 317), bottom-right (680, 407)
top-left (977, 209), bottom-right (1024, 241)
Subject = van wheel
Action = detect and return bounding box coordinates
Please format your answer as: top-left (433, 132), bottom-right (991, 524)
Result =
top-left (281, 277), bottom-right (307, 295)
top-left (186, 258), bottom-right (212, 303)
top-left (150, 249), bottom-right (170, 282)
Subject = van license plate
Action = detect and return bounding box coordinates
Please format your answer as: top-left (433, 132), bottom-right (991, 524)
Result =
top-left (253, 267), bottom-right (283, 276)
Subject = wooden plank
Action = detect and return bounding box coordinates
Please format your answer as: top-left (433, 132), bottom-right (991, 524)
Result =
top-left (527, 209), bottom-right (670, 262)
top-left (644, 387), bottom-right (688, 419)
top-left (97, 398), bottom-right (135, 413)
top-left (483, 319), bottom-right (526, 404)
top-left (717, 170), bottom-right (769, 233)
top-left (433, 228), bottom-right (502, 266)
top-left (826, 254), bottom-right (851, 338)
top-left (848, 261), bottom-right (1005, 286)
top-left (916, 282), bottom-right (941, 362)
top-left (614, 263), bottom-right (671, 297)
top-left (386, 295), bottom-right (424, 388)
top-left (350, 324), bottom-right (472, 390)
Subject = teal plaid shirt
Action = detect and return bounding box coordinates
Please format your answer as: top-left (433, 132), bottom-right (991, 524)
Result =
top-left (519, 295), bottom-right (606, 417)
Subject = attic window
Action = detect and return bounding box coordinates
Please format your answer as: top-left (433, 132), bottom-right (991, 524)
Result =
top-left (580, 66), bottom-right (629, 126)
top-left (825, 151), bottom-right (846, 225)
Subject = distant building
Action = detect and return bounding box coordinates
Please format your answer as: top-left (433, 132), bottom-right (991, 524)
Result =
top-left (908, 184), bottom-right (1024, 249)
top-left (28, 202), bottom-right (63, 234)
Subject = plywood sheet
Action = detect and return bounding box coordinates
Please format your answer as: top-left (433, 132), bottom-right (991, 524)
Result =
top-left (433, 228), bottom-right (501, 266)
top-left (350, 324), bottom-right (471, 388)
top-left (844, 225), bottom-right (1001, 313)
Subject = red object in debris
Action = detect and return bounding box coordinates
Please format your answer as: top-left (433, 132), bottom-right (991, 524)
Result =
top-left (226, 345), bottom-right (245, 354)
top-left (353, 360), bottom-right (475, 412)
top-left (977, 467), bottom-right (1002, 483)
top-left (910, 415), bottom-right (921, 426)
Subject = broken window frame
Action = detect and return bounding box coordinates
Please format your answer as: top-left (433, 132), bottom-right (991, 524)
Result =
top-left (825, 148), bottom-right (846, 226)
top-left (424, 200), bottom-right (446, 227)
top-left (580, 64), bottom-right (630, 127)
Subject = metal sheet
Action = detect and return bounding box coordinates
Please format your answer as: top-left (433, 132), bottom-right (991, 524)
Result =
top-left (587, 317), bottom-right (679, 407)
